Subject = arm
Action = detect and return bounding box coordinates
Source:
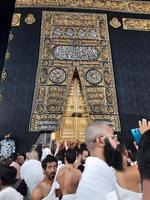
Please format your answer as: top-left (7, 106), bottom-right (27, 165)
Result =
top-left (31, 187), bottom-right (43, 200)
top-left (132, 119), bottom-right (150, 145)
top-left (54, 142), bottom-right (61, 156)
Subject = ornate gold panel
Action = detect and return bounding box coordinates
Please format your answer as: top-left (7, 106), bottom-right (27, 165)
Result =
top-left (16, 0), bottom-right (150, 15)
top-left (57, 75), bottom-right (89, 141)
top-left (123, 18), bottom-right (150, 31)
top-left (30, 12), bottom-right (120, 133)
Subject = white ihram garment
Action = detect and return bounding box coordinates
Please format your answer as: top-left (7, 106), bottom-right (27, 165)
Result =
top-left (20, 159), bottom-right (43, 193)
top-left (42, 181), bottom-right (59, 200)
top-left (62, 194), bottom-right (77, 200)
top-left (76, 157), bottom-right (119, 200)
top-left (41, 148), bottom-right (51, 161)
top-left (116, 183), bottom-right (142, 200)
top-left (0, 187), bottom-right (23, 200)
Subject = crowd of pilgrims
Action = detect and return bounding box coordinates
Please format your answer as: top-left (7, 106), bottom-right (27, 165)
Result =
top-left (0, 119), bottom-right (150, 200)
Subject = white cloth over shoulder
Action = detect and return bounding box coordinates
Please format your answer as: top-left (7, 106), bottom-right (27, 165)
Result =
top-left (116, 183), bottom-right (142, 200)
top-left (0, 187), bottom-right (23, 200)
top-left (62, 194), bottom-right (77, 200)
top-left (41, 147), bottom-right (51, 161)
top-left (20, 159), bottom-right (43, 193)
top-left (76, 157), bottom-right (119, 200)
top-left (42, 180), bottom-right (59, 200)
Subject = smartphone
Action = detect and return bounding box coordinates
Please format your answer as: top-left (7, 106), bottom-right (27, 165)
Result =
top-left (131, 128), bottom-right (141, 145)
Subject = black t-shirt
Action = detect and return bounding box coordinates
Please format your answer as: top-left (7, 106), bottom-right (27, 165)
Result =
top-left (77, 165), bottom-right (85, 172)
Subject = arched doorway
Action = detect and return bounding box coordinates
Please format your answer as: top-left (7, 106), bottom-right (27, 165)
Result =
top-left (52, 70), bottom-right (90, 142)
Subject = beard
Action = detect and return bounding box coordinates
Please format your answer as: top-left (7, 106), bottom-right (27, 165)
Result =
top-left (104, 138), bottom-right (123, 171)
top-left (81, 159), bottom-right (85, 165)
top-left (49, 172), bottom-right (56, 180)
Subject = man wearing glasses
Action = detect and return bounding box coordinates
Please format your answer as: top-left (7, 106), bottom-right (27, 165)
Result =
top-left (76, 121), bottom-right (121, 200)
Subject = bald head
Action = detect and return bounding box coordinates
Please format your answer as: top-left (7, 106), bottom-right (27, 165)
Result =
top-left (29, 151), bottom-right (39, 160)
top-left (85, 121), bottom-right (113, 151)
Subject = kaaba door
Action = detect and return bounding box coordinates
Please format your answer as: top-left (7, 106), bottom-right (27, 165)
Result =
top-left (52, 71), bottom-right (90, 142)
top-left (30, 12), bottom-right (120, 139)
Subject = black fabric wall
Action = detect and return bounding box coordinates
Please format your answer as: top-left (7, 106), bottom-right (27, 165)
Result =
top-left (1, 6), bottom-right (150, 153)
top-left (0, 8), bottom-right (41, 152)
top-left (0, 0), bottom-right (15, 74)
top-left (108, 12), bottom-right (150, 151)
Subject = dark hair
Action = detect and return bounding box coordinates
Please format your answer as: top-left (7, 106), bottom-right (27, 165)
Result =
top-left (80, 143), bottom-right (87, 149)
top-left (34, 143), bottom-right (43, 160)
top-left (4, 132), bottom-right (11, 137)
top-left (10, 153), bottom-right (18, 161)
top-left (137, 130), bottom-right (150, 180)
top-left (0, 164), bottom-right (17, 186)
top-left (18, 152), bottom-right (26, 161)
top-left (0, 158), bottom-right (12, 166)
top-left (65, 149), bottom-right (76, 164)
top-left (117, 143), bottom-right (127, 154)
top-left (42, 155), bottom-right (57, 170)
top-left (77, 148), bottom-right (89, 156)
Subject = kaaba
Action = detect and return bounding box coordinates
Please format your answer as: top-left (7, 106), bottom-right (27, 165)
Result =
top-left (1, 0), bottom-right (150, 153)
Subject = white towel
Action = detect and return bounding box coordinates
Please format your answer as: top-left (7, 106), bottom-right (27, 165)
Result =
top-left (0, 187), bottom-right (23, 200)
top-left (76, 157), bottom-right (119, 200)
top-left (42, 181), bottom-right (60, 200)
top-left (62, 193), bottom-right (77, 200)
top-left (116, 183), bottom-right (142, 200)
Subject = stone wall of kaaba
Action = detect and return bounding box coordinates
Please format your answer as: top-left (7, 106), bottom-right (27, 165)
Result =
top-left (1, 1), bottom-right (150, 152)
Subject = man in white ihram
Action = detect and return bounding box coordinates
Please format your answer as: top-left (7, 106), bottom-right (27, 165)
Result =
top-left (76, 122), bottom-right (120, 200)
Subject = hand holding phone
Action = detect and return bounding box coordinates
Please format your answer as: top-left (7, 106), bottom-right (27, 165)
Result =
top-left (131, 128), bottom-right (141, 145)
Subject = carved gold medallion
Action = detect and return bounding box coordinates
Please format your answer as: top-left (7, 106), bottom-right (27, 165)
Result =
top-left (1, 68), bottom-right (8, 83)
top-left (110, 18), bottom-right (121, 28)
top-left (12, 13), bottom-right (21, 26)
top-left (5, 50), bottom-right (10, 60)
top-left (25, 14), bottom-right (36, 25)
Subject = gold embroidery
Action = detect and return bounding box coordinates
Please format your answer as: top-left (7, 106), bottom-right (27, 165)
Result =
top-left (25, 14), bottom-right (36, 25)
top-left (110, 18), bottom-right (121, 28)
top-left (5, 50), bottom-right (10, 60)
top-left (12, 13), bottom-right (21, 26)
top-left (8, 31), bottom-right (14, 43)
top-left (0, 90), bottom-right (3, 103)
top-left (1, 68), bottom-right (8, 83)
top-left (123, 18), bottom-right (150, 31)
top-left (30, 12), bottom-right (120, 133)
top-left (16, 0), bottom-right (150, 14)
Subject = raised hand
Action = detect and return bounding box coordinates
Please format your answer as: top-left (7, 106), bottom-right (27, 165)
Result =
top-left (138, 118), bottom-right (150, 134)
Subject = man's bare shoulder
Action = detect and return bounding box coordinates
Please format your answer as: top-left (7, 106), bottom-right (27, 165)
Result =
top-left (73, 167), bottom-right (82, 176)
top-left (57, 165), bottom-right (81, 179)
top-left (31, 181), bottom-right (46, 200)
top-left (127, 165), bottom-right (140, 181)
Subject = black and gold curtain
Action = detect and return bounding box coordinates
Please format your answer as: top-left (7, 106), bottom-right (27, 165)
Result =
top-left (1, 1), bottom-right (150, 152)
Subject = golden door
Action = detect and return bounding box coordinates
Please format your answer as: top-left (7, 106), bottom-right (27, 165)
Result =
top-left (52, 72), bottom-right (90, 142)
